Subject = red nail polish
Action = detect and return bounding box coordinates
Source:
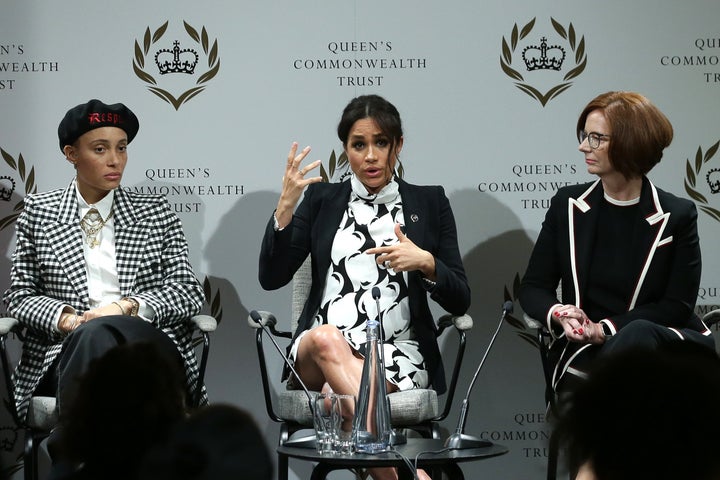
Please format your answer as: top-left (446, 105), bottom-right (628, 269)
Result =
top-left (554, 312), bottom-right (560, 317)
top-left (562, 312), bottom-right (568, 316)
top-left (578, 328), bottom-right (584, 335)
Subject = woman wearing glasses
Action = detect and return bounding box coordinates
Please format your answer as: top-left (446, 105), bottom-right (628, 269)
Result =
top-left (519, 91), bottom-right (714, 396)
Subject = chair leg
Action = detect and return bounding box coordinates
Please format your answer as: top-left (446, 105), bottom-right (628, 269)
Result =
top-left (278, 451), bottom-right (288, 480)
top-left (24, 429), bottom-right (37, 480)
top-left (547, 429), bottom-right (560, 480)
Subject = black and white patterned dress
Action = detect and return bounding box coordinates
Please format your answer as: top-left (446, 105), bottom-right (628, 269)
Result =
top-left (291, 175), bottom-right (428, 390)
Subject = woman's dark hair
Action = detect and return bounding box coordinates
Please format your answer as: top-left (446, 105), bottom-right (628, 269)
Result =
top-left (61, 342), bottom-right (187, 479)
top-left (139, 404), bottom-right (273, 480)
top-left (576, 91), bottom-right (673, 179)
top-left (555, 341), bottom-right (720, 480)
top-left (337, 94), bottom-right (403, 154)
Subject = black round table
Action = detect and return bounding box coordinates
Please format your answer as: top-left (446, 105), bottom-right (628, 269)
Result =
top-left (277, 437), bottom-right (508, 480)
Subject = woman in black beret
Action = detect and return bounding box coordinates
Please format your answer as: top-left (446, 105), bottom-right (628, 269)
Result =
top-left (4, 99), bottom-right (206, 467)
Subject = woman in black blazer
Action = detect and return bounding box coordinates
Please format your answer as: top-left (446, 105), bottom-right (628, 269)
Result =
top-left (519, 91), bottom-right (714, 394)
top-left (259, 95), bottom-right (469, 480)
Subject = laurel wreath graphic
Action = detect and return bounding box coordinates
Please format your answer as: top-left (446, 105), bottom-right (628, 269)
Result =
top-left (500, 18), bottom-right (587, 107)
top-left (503, 273), bottom-right (540, 349)
top-left (202, 276), bottom-right (223, 324)
top-left (0, 148), bottom-right (37, 232)
top-left (133, 21), bottom-right (220, 110)
top-left (684, 140), bottom-right (720, 222)
top-left (320, 150), bottom-right (405, 183)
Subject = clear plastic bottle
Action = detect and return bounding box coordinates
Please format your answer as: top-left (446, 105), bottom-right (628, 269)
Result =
top-left (352, 317), bottom-right (391, 453)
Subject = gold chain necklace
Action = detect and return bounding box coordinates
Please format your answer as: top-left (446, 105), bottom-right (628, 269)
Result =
top-left (79, 208), bottom-right (113, 248)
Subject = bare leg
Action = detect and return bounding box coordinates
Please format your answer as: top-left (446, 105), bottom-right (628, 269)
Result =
top-left (367, 467), bottom-right (431, 480)
top-left (295, 324), bottom-right (365, 396)
top-left (575, 462), bottom-right (597, 480)
top-left (295, 325), bottom-right (426, 480)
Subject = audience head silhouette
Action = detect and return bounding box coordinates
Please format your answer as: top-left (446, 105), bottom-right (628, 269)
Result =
top-left (555, 341), bottom-right (720, 480)
top-left (139, 403), bottom-right (273, 480)
top-left (60, 342), bottom-right (187, 480)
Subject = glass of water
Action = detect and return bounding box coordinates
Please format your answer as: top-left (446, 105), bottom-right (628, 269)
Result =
top-left (313, 393), bottom-right (340, 454)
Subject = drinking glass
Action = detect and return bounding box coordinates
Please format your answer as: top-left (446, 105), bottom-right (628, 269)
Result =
top-left (333, 394), bottom-right (357, 454)
top-left (313, 393), bottom-right (340, 454)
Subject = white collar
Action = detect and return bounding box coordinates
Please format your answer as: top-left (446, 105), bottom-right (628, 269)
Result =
top-left (603, 192), bottom-right (640, 206)
top-left (75, 179), bottom-right (115, 221)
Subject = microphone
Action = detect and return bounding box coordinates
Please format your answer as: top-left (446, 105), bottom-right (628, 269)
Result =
top-left (371, 286), bottom-right (383, 343)
top-left (370, 286), bottom-right (407, 446)
top-left (249, 310), bottom-right (317, 449)
top-left (444, 300), bottom-right (514, 449)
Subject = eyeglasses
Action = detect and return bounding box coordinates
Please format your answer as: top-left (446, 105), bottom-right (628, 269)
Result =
top-left (578, 131), bottom-right (610, 149)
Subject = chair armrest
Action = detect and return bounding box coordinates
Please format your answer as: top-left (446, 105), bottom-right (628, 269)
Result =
top-left (190, 314), bottom-right (217, 333)
top-left (248, 310), bottom-right (292, 423)
top-left (0, 317), bottom-right (20, 336)
top-left (434, 314), bottom-right (472, 422)
top-left (247, 310), bottom-right (278, 329)
top-left (0, 316), bottom-right (21, 425)
top-left (702, 309), bottom-right (720, 327)
top-left (437, 314), bottom-right (473, 335)
top-left (522, 313), bottom-right (545, 330)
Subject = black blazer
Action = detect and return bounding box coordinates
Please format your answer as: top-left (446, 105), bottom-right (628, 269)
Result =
top-left (259, 178), bottom-right (470, 393)
top-left (520, 177), bottom-right (708, 335)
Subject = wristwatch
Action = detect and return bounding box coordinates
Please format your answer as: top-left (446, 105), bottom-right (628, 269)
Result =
top-left (121, 297), bottom-right (140, 316)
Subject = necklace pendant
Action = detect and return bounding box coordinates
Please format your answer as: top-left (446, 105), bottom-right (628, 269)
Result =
top-left (89, 237), bottom-right (100, 248)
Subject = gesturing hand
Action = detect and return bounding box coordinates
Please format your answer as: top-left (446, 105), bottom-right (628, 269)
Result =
top-left (366, 223), bottom-right (436, 280)
top-left (275, 142), bottom-right (323, 229)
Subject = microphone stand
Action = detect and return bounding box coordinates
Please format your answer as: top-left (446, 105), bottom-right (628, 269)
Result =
top-left (250, 310), bottom-right (317, 449)
top-left (444, 301), bottom-right (513, 449)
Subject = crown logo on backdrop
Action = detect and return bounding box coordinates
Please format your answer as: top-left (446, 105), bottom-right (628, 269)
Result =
top-left (155, 41), bottom-right (199, 75)
top-left (500, 18), bottom-right (587, 107)
top-left (0, 176), bottom-right (16, 201)
top-left (522, 37), bottom-right (566, 71)
top-left (707, 168), bottom-right (720, 194)
top-left (133, 21), bottom-right (221, 110)
top-left (684, 140), bottom-right (720, 222)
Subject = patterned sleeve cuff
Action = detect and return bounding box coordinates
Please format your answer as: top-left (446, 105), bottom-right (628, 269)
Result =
top-left (422, 277), bottom-right (437, 290)
top-left (273, 212), bottom-right (286, 232)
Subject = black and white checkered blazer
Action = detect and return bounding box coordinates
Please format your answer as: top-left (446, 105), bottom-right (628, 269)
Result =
top-left (3, 180), bottom-right (206, 421)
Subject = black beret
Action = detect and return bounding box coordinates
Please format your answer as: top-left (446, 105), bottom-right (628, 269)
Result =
top-left (58, 99), bottom-right (139, 152)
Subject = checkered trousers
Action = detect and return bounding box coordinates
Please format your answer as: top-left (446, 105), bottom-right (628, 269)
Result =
top-left (3, 181), bottom-right (206, 421)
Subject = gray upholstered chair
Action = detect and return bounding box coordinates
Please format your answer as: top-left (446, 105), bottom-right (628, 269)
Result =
top-left (249, 257), bottom-right (473, 477)
top-left (523, 307), bottom-right (720, 480)
top-left (0, 314), bottom-right (216, 480)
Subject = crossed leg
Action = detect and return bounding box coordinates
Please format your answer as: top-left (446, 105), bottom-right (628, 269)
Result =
top-left (295, 324), bottom-right (430, 480)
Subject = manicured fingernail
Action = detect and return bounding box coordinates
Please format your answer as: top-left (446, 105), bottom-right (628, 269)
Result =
top-left (561, 312), bottom-right (568, 316)
top-left (577, 328), bottom-right (584, 335)
top-left (554, 312), bottom-right (560, 317)
top-left (572, 329), bottom-right (578, 334)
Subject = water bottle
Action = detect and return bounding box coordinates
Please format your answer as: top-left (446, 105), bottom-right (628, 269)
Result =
top-left (352, 317), bottom-right (391, 453)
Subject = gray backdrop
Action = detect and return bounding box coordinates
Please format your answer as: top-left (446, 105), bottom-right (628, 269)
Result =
top-left (2, 0), bottom-right (719, 478)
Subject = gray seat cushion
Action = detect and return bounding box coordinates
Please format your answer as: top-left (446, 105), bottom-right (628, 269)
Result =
top-left (26, 396), bottom-right (58, 431)
top-left (277, 388), bottom-right (438, 427)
